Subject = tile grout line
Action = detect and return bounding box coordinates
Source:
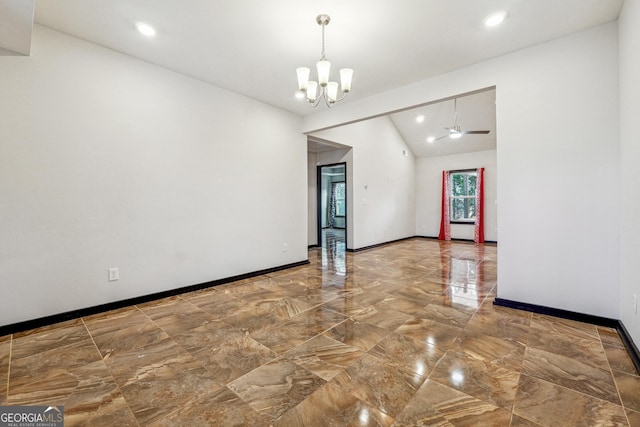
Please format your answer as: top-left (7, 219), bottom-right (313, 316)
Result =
top-left (508, 375), bottom-right (524, 425)
top-left (523, 315), bottom-right (629, 414)
top-left (5, 335), bottom-right (12, 404)
top-left (598, 328), bottom-right (633, 426)
top-left (226, 311), bottom-right (368, 421)
top-left (488, 287), bottom-right (522, 425)
top-left (510, 310), bottom-right (533, 423)
top-left (80, 317), bottom-right (142, 427)
top-left (525, 371), bottom-right (630, 415)
top-left (130, 300), bottom-right (272, 425)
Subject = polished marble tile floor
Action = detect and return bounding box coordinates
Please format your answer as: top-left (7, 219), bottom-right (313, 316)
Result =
top-left (1, 239), bottom-right (639, 426)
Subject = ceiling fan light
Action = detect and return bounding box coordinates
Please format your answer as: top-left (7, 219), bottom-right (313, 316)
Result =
top-left (450, 132), bottom-right (463, 139)
top-left (427, 136), bottom-right (436, 143)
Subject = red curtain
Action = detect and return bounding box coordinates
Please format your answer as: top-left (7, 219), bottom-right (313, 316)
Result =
top-left (474, 167), bottom-right (485, 243)
top-left (438, 170), bottom-right (451, 241)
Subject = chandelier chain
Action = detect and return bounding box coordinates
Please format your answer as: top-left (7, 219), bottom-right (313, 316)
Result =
top-left (321, 20), bottom-right (326, 60)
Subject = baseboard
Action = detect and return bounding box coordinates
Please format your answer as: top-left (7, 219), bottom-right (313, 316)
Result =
top-left (494, 298), bottom-right (640, 374)
top-left (414, 235), bottom-right (497, 244)
top-left (347, 236), bottom-right (415, 252)
top-left (414, 235), bottom-right (440, 241)
top-left (0, 259), bottom-right (310, 336)
top-left (616, 320), bottom-right (640, 375)
top-left (344, 235), bottom-right (498, 252)
top-left (493, 298), bottom-right (619, 327)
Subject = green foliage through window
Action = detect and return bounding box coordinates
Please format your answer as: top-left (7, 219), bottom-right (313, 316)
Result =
top-left (450, 171), bottom-right (477, 222)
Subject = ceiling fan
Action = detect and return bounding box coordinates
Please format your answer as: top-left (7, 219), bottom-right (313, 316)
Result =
top-left (434, 98), bottom-right (490, 141)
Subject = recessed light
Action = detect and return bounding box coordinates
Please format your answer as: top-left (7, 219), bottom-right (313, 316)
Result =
top-left (484, 11), bottom-right (507, 27)
top-left (427, 136), bottom-right (436, 143)
top-left (416, 115), bottom-right (425, 123)
top-left (135, 22), bottom-right (156, 37)
top-left (295, 91), bottom-right (305, 99)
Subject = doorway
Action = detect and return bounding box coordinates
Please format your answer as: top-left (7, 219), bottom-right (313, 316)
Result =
top-left (317, 163), bottom-right (347, 252)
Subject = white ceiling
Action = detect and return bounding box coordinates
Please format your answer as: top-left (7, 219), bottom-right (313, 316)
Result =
top-left (5, 0), bottom-right (623, 157)
top-left (29, 0), bottom-right (623, 116)
top-left (389, 88), bottom-right (496, 158)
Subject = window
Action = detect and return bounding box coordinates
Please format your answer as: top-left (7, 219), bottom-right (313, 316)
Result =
top-left (450, 170), bottom-right (477, 222)
top-left (333, 182), bottom-right (346, 216)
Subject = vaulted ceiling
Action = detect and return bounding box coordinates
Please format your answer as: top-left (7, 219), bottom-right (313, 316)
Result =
top-left (389, 89), bottom-right (496, 158)
top-left (2, 0), bottom-right (624, 156)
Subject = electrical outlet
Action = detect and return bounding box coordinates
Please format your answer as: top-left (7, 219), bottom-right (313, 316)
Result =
top-left (282, 243), bottom-right (288, 252)
top-left (108, 268), bottom-right (119, 281)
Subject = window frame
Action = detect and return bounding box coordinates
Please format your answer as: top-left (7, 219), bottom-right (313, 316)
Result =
top-left (449, 169), bottom-right (477, 224)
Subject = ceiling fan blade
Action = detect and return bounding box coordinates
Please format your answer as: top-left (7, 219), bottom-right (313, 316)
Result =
top-left (461, 130), bottom-right (490, 135)
top-left (434, 135), bottom-right (449, 141)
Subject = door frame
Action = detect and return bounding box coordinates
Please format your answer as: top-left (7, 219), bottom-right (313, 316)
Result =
top-left (317, 162), bottom-right (347, 249)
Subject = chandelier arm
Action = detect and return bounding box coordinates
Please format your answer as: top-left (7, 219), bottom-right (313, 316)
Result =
top-left (331, 91), bottom-right (348, 103)
top-left (308, 95), bottom-right (322, 107)
top-left (324, 94), bottom-right (334, 108)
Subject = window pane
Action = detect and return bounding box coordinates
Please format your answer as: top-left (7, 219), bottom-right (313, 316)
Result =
top-left (467, 199), bottom-right (476, 219)
top-left (467, 175), bottom-right (477, 196)
top-left (452, 198), bottom-right (464, 220)
top-left (452, 174), bottom-right (465, 196)
top-left (334, 182), bottom-right (345, 216)
top-left (451, 197), bottom-right (476, 221)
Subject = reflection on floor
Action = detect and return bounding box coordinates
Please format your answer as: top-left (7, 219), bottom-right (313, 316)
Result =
top-left (321, 228), bottom-right (346, 274)
top-left (1, 239), bottom-right (639, 426)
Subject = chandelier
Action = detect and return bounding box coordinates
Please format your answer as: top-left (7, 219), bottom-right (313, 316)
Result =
top-left (296, 15), bottom-right (353, 108)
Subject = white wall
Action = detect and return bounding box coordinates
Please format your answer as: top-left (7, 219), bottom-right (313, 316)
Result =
top-left (312, 116), bottom-right (416, 249)
top-left (304, 23), bottom-right (620, 319)
top-left (416, 150), bottom-right (497, 241)
top-left (495, 24), bottom-right (619, 318)
top-left (0, 26), bottom-right (307, 326)
top-left (619, 0), bottom-right (640, 345)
